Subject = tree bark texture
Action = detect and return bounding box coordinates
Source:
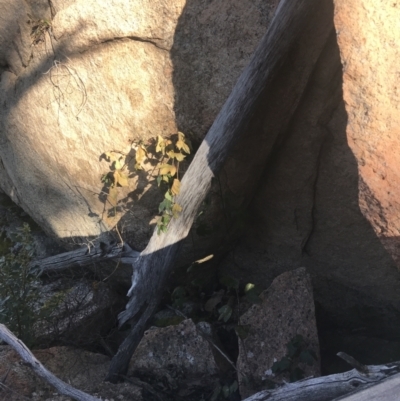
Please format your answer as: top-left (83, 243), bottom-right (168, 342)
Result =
top-left (30, 242), bottom-right (139, 276)
top-left (105, 0), bottom-right (323, 382)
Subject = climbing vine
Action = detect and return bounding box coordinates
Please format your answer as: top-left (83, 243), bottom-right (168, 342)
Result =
top-left (154, 132), bottom-right (190, 233)
top-left (101, 132), bottom-right (191, 234)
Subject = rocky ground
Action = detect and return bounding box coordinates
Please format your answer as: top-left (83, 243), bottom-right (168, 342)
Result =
top-left (2, 191), bottom-right (400, 400)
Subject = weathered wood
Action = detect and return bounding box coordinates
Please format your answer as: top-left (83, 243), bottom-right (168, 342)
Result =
top-left (242, 362), bottom-right (400, 401)
top-left (105, 0), bottom-right (322, 382)
top-left (0, 324), bottom-right (101, 401)
top-left (29, 242), bottom-right (139, 275)
top-left (333, 372), bottom-right (400, 401)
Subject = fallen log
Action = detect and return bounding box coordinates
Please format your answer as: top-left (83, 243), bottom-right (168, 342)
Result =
top-left (29, 242), bottom-right (139, 275)
top-left (0, 324), bottom-right (101, 401)
top-left (242, 360), bottom-right (400, 401)
top-left (333, 373), bottom-right (400, 401)
top-left (105, 0), bottom-right (327, 382)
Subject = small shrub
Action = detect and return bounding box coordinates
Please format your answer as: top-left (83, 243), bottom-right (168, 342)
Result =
top-left (100, 132), bottom-right (191, 233)
top-left (0, 223), bottom-right (41, 346)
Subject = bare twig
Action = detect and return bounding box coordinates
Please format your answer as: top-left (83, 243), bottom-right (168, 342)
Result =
top-left (337, 352), bottom-right (370, 374)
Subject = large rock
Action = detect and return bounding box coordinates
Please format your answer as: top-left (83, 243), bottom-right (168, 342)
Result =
top-left (237, 268), bottom-right (320, 398)
top-left (0, 0), bottom-right (279, 249)
top-left (219, 0), bottom-right (400, 337)
top-left (128, 319), bottom-right (219, 399)
top-left (0, 0), bottom-right (182, 246)
top-left (333, 2), bottom-right (400, 265)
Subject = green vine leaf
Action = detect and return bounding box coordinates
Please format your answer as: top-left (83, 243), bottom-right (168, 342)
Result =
top-left (271, 356), bottom-right (291, 374)
top-left (158, 198), bottom-right (172, 213)
top-left (218, 304), bottom-right (233, 322)
top-left (299, 349), bottom-right (317, 366)
top-left (165, 190), bottom-right (173, 202)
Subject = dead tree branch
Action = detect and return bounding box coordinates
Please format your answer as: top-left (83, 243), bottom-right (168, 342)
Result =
top-left (242, 361), bottom-right (400, 401)
top-left (0, 324), bottom-right (101, 401)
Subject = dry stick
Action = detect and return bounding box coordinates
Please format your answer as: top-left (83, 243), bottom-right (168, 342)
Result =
top-left (106, 0), bottom-right (322, 383)
top-left (0, 324), bottom-right (101, 401)
top-left (241, 365), bottom-right (400, 401)
top-left (337, 352), bottom-right (370, 374)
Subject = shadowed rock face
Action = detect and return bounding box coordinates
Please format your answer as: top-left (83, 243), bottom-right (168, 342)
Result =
top-left (333, 0), bottom-right (400, 285)
top-left (219, 0), bottom-right (400, 337)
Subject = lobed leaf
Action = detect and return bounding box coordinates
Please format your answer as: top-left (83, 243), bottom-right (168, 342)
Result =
top-left (167, 150), bottom-right (185, 162)
top-left (159, 164), bottom-right (177, 176)
top-left (135, 145), bottom-right (147, 169)
top-left (114, 170), bottom-right (129, 187)
top-left (155, 135), bottom-right (166, 154)
top-left (176, 132), bottom-right (191, 154)
top-left (171, 179), bottom-right (181, 195)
